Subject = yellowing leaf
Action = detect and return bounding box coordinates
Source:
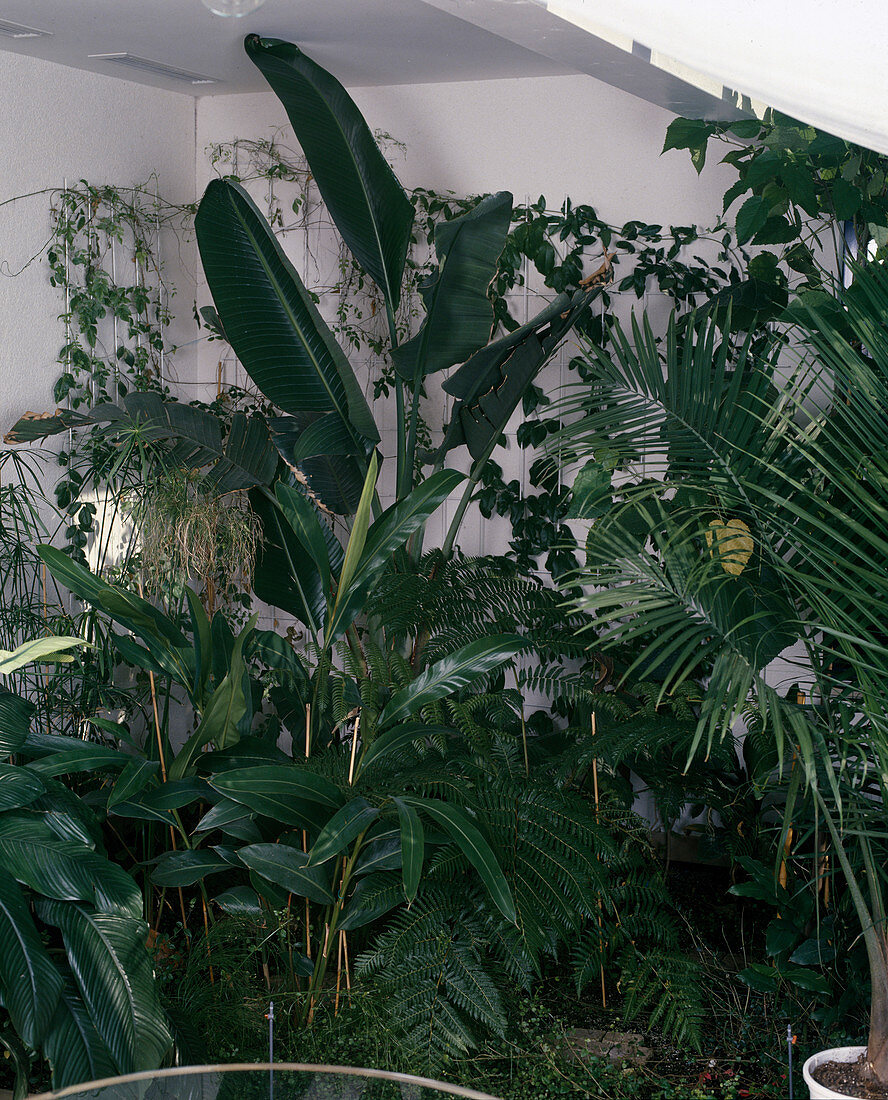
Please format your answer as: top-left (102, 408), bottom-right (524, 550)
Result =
top-left (705, 518), bottom-right (753, 576)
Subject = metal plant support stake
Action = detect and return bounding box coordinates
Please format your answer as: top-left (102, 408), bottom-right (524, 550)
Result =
top-left (787, 1022), bottom-right (794, 1099)
top-left (267, 1000), bottom-right (275, 1100)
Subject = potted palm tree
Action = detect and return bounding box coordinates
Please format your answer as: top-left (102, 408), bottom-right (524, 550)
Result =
top-left (552, 262), bottom-right (888, 1098)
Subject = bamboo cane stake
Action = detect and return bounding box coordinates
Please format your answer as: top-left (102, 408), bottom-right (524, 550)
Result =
top-left (348, 711), bottom-right (361, 786)
top-left (342, 931), bottom-right (352, 1005)
top-left (334, 931), bottom-right (344, 1016)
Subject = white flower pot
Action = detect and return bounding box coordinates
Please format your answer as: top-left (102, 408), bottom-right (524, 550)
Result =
top-left (803, 1046), bottom-right (868, 1099)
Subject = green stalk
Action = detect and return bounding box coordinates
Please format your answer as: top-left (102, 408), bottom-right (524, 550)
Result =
top-left (302, 829), bottom-right (369, 1025)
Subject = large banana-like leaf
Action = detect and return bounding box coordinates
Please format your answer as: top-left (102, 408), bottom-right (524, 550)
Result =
top-left (0, 637), bottom-right (88, 677)
top-left (168, 614), bottom-right (257, 781)
top-left (378, 634), bottom-right (526, 729)
top-left (250, 488), bottom-right (326, 635)
top-left (268, 417), bottom-right (370, 516)
top-left (275, 482), bottom-right (334, 596)
top-left (0, 766), bottom-right (44, 812)
top-left (0, 690), bottom-right (35, 755)
top-left (38, 901), bottom-right (171, 1074)
top-left (195, 180), bottom-right (378, 458)
top-left (0, 868), bottom-right (62, 1047)
top-left (6, 396), bottom-right (277, 495)
top-left (441, 287), bottom-right (597, 463)
top-left (245, 35), bottom-right (414, 311)
top-left (37, 548), bottom-right (189, 672)
top-left (392, 192), bottom-right (512, 381)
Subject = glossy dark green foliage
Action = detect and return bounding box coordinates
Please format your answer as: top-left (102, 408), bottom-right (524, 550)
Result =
top-left (245, 35), bottom-right (415, 311)
top-left (441, 287), bottom-right (598, 462)
top-left (392, 191), bottom-right (513, 381)
top-left (7, 394), bottom-right (278, 495)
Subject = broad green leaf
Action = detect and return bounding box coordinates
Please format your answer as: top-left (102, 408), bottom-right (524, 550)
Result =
top-left (31, 785), bottom-right (102, 851)
top-left (275, 482), bottom-right (333, 596)
top-left (402, 797), bottom-right (516, 923)
top-left (735, 194), bottom-right (771, 244)
top-left (0, 816), bottom-right (141, 918)
top-left (358, 723), bottom-right (454, 778)
top-left (245, 35), bottom-right (414, 310)
top-left (237, 843), bottom-right (334, 905)
top-left (194, 799), bottom-right (262, 844)
top-left (0, 868), bottom-right (62, 1047)
top-left (0, 765), bottom-right (44, 812)
top-left (0, 689), bottom-right (35, 754)
top-left (195, 180), bottom-right (378, 475)
top-left (379, 634), bottom-right (526, 728)
top-left (186, 587), bottom-right (213, 702)
top-left (168, 613), bottom-right (257, 780)
top-left (0, 636), bottom-right (88, 676)
top-left (38, 547), bottom-right (187, 651)
top-left (307, 797), bottom-right (379, 866)
top-left (737, 963), bottom-right (780, 994)
top-left (441, 288), bottom-right (596, 462)
top-left (567, 458), bottom-right (614, 520)
top-left (38, 901), bottom-right (172, 1073)
top-left (393, 797), bottom-right (424, 903)
top-left (13, 396), bottom-right (277, 494)
top-left (268, 419), bottom-right (370, 516)
top-left (251, 488), bottom-right (326, 634)
top-left (392, 192), bottom-right (512, 380)
top-left (661, 117), bottom-right (716, 173)
top-left (353, 828), bottom-right (402, 876)
top-left (151, 850), bottom-right (230, 888)
top-left (213, 886), bottom-right (262, 917)
top-left (327, 467), bottom-right (464, 642)
top-left (338, 872), bottom-right (404, 931)
top-left (27, 744), bottom-right (131, 778)
top-left (209, 765), bottom-right (344, 831)
top-left (43, 972), bottom-right (117, 1089)
top-left (331, 451), bottom-right (378, 626)
top-left (246, 629), bottom-right (312, 688)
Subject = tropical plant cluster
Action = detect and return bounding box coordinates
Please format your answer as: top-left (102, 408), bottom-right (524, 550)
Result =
top-left (1, 36), bottom-right (888, 1100)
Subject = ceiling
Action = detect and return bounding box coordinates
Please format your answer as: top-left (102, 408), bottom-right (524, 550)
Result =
top-left (0, 0), bottom-right (739, 117)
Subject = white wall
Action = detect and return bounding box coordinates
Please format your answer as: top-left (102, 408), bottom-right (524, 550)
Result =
top-left (0, 52), bottom-right (197, 432)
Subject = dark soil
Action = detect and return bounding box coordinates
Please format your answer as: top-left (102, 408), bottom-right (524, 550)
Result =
top-left (813, 1054), bottom-right (888, 1098)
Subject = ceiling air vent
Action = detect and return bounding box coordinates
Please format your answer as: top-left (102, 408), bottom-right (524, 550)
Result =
top-left (0, 18), bottom-right (52, 39)
top-left (88, 53), bottom-right (219, 86)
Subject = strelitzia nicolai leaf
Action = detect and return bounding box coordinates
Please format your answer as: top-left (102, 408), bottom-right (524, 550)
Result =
top-left (392, 192), bottom-right (512, 381)
top-left (245, 35), bottom-right (414, 310)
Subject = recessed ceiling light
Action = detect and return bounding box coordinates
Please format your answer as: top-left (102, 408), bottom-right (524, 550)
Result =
top-left (0, 18), bottom-right (52, 39)
top-left (201, 0), bottom-right (267, 15)
top-left (88, 52), bottom-right (219, 86)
